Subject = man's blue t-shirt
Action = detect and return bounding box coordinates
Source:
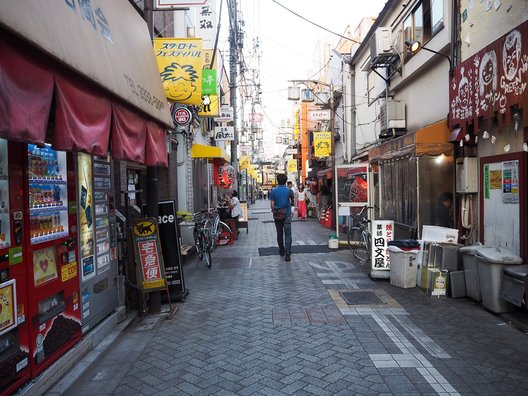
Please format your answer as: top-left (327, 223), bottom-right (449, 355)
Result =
top-left (270, 185), bottom-right (294, 216)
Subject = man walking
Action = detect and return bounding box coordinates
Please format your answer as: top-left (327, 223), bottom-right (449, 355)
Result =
top-left (270, 174), bottom-right (295, 261)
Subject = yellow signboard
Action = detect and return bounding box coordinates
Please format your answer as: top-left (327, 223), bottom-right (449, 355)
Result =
top-left (154, 38), bottom-right (203, 105)
top-left (293, 108), bottom-right (300, 141)
top-left (240, 156), bottom-right (250, 170)
top-left (197, 94), bottom-right (220, 117)
top-left (61, 262), bottom-right (78, 282)
top-left (313, 131), bottom-right (332, 157)
top-left (287, 159), bottom-right (297, 172)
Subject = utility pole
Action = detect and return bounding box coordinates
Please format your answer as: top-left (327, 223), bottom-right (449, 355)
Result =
top-left (229, 0), bottom-right (238, 174)
top-left (144, 0), bottom-right (161, 314)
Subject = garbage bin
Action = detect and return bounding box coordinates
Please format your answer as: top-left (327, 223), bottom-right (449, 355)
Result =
top-left (476, 246), bottom-right (523, 314)
top-left (388, 245), bottom-right (419, 288)
top-left (460, 244), bottom-right (483, 302)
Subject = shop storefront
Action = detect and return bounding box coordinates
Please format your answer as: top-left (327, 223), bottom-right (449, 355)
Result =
top-left (449, 20), bottom-right (528, 259)
top-left (369, 121), bottom-right (454, 239)
top-left (0, 1), bottom-right (172, 394)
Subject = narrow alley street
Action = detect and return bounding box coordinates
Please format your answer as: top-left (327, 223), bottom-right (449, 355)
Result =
top-left (52, 199), bottom-right (528, 396)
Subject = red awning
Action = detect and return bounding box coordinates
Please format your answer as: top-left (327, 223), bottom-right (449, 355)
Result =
top-left (145, 121), bottom-right (168, 167)
top-left (111, 103), bottom-right (147, 164)
top-left (0, 37), bottom-right (53, 145)
top-left (0, 28), bottom-right (169, 167)
top-left (54, 74), bottom-right (112, 156)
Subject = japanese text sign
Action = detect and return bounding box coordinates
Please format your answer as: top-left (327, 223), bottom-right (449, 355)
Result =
top-left (132, 218), bottom-right (167, 291)
top-left (370, 220), bottom-right (394, 271)
top-left (154, 38), bottom-right (203, 105)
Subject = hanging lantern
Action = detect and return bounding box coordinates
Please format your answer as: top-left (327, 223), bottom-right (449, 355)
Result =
top-left (217, 164), bottom-right (236, 188)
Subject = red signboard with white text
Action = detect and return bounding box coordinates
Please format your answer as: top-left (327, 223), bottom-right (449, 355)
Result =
top-left (449, 20), bottom-right (528, 133)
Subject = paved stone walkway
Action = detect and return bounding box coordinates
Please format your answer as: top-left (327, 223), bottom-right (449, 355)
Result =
top-left (60, 199), bottom-right (528, 395)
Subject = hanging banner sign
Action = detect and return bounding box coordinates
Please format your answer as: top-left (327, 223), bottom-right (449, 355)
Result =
top-left (293, 108), bottom-right (300, 141)
top-left (285, 148), bottom-right (298, 155)
top-left (215, 106), bottom-right (233, 122)
top-left (313, 131), bottom-right (332, 157)
top-left (202, 69), bottom-right (217, 95)
top-left (287, 159), bottom-right (297, 173)
top-left (153, 38), bottom-right (203, 105)
top-left (308, 109), bottom-right (331, 121)
top-left (155, 0), bottom-right (207, 9)
top-left (371, 220), bottom-right (394, 272)
top-left (196, 0), bottom-right (217, 49)
top-left (214, 126), bottom-right (235, 141)
top-left (131, 218), bottom-right (167, 292)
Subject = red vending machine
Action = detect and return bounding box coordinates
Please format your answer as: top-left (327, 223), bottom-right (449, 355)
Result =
top-left (0, 140), bottom-right (31, 396)
top-left (25, 143), bottom-right (81, 376)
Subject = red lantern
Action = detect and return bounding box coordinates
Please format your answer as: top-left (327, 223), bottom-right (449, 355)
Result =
top-left (217, 164), bottom-right (236, 188)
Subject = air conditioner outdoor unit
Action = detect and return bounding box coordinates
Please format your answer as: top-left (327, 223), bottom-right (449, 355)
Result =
top-left (379, 99), bottom-right (406, 139)
top-left (370, 27), bottom-right (393, 60)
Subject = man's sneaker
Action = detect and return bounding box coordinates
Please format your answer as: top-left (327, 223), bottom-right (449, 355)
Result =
top-left (285, 254), bottom-right (291, 261)
top-left (279, 251), bottom-right (285, 256)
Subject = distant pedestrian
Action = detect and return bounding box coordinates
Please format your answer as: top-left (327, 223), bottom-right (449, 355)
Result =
top-left (287, 180), bottom-right (295, 219)
top-left (296, 184), bottom-right (307, 220)
top-left (270, 174), bottom-right (294, 261)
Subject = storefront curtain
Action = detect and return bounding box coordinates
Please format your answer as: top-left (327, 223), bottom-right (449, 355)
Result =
top-left (145, 121), bottom-right (168, 167)
top-left (380, 157), bottom-right (417, 227)
top-left (54, 74), bottom-right (111, 156)
top-left (0, 38), bottom-right (53, 145)
top-left (111, 103), bottom-right (147, 164)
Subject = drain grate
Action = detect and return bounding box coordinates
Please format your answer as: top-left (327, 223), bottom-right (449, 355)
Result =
top-left (339, 290), bottom-right (384, 305)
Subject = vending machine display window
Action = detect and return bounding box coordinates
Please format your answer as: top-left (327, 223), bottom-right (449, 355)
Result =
top-left (0, 139), bottom-right (10, 248)
top-left (0, 279), bottom-right (17, 336)
top-left (28, 144), bottom-right (69, 245)
top-left (32, 246), bottom-right (58, 287)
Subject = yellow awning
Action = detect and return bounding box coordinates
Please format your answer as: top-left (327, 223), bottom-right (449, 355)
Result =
top-left (191, 144), bottom-right (229, 161)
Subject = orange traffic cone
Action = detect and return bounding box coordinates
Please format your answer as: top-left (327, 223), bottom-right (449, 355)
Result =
top-left (324, 208), bottom-right (332, 228)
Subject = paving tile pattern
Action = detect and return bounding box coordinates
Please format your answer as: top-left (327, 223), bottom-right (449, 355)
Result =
top-left (96, 199), bottom-right (528, 395)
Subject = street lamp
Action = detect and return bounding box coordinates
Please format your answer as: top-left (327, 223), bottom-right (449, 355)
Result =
top-left (404, 40), bottom-right (453, 78)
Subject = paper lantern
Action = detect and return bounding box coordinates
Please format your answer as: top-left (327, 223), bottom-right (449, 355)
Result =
top-left (218, 164), bottom-right (236, 188)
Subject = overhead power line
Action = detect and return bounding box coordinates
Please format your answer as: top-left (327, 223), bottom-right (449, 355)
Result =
top-left (270, 0), bottom-right (361, 44)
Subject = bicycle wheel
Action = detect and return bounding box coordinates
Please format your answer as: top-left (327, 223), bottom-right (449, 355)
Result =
top-left (202, 228), bottom-right (212, 268)
top-left (208, 219), bottom-right (218, 252)
top-left (193, 227), bottom-right (203, 259)
top-left (348, 227), bottom-right (369, 262)
top-left (216, 221), bottom-right (233, 246)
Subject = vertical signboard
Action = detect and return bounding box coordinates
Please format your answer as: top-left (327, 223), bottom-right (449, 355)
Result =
top-left (131, 218), bottom-right (167, 292)
top-left (156, 201), bottom-right (188, 299)
top-left (370, 220), bottom-right (394, 279)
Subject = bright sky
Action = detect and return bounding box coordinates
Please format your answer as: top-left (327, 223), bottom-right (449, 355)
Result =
top-left (219, 0), bottom-right (387, 157)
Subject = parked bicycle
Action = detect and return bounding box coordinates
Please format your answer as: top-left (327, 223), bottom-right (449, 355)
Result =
top-left (192, 211), bottom-right (213, 268)
top-left (347, 205), bottom-right (371, 263)
top-left (205, 207), bottom-right (233, 250)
